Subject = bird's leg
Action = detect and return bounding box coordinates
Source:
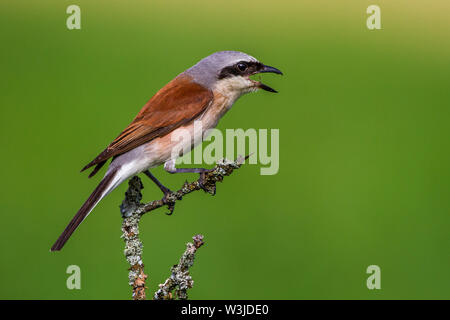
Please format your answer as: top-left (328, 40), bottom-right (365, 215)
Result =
top-left (143, 170), bottom-right (178, 215)
top-left (163, 160), bottom-right (214, 194)
top-left (143, 170), bottom-right (172, 195)
top-left (166, 167), bottom-right (211, 174)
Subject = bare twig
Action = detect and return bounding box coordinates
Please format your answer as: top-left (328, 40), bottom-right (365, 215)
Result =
top-left (154, 234), bottom-right (205, 300)
top-left (120, 157), bottom-right (247, 300)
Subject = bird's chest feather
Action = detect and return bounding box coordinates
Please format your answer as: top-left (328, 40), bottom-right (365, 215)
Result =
top-left (143, 91), bottom-right (236, 165)
top-left (198, 91), bottom-right (234, 129)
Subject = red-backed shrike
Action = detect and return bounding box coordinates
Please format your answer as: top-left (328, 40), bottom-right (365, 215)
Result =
top-left (51, 51), bottom-right (282, 251)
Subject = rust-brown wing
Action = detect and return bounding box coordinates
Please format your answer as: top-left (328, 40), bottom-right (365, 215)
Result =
top-left (81, 75), bottom-right (213, 177)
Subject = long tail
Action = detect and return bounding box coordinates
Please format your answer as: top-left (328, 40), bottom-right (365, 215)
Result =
top-left (51, 168), bottom-right (119, 251)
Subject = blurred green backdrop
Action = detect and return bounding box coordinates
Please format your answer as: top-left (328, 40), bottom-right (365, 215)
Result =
top-left (1, 0), bottom-right (449, 299)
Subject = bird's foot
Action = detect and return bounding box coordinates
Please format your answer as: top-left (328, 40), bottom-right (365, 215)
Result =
top-left (163, 190), bottom-right (182, 215)
top-left (198, 169), bottom-right (216, 195)
top-left (143, 170), bottom-right (181, 215)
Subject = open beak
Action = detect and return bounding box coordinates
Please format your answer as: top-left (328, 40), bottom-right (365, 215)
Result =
top-left (254, 65), bottom-right (283, 93)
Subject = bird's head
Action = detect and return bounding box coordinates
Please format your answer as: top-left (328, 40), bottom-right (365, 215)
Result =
top-left (185, 51), bottom-right (283, 99)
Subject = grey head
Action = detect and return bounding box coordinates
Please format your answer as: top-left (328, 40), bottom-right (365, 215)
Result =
top-left (184, 51), bottom-right (283, 94)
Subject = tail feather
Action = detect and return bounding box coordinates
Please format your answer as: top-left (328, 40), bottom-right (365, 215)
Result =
top-left (51, 168), bottom-right (118, 251)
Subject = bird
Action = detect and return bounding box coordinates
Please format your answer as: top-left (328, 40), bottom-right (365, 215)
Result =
top-left (51, 51), bottom-right (283, 251)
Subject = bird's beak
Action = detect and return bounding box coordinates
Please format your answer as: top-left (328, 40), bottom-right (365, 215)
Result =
top-left (254, 65), bottom-right (283, 93)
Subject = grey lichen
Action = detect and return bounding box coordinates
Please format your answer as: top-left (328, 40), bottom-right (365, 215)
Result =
top-left (154, 235), bottom-right (205, 300)
top-left (121, 176), bottom-right (147, 299)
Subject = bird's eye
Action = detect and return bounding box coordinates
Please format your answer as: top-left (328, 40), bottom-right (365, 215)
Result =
top-left (236, 62), bottom-right (248, 72)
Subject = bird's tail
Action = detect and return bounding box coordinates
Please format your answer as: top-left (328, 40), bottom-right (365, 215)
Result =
top-left (51, 168), bottom-right (119, 251)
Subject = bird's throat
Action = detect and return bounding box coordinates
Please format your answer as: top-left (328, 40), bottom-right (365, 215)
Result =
top-left (213, 76), bottom-right (257, 102)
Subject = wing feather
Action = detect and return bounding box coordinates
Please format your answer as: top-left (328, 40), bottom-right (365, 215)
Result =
top-left (81, 75), bottom-right (213, 175)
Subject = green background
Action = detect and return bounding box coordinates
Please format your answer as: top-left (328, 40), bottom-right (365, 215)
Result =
top-left (1, 0), bottom-right (449, 299)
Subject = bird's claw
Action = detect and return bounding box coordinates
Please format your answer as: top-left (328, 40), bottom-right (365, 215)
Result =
top-left (163, 191), bottom-right (181, 215)
top-left (165, 202), bottom-right (175, 215)
top-left (198, 170), bottom-right (216, 195)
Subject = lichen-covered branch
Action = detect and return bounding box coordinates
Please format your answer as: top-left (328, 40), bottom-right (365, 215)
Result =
top-left (128, 156), bottom-right (247, 217)
top-left (120, 177), bottom-right (147, 300)
top-left (154, 234), bottom-right (205, 300)
top-left (119, 157), bottom-right (247, 300)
